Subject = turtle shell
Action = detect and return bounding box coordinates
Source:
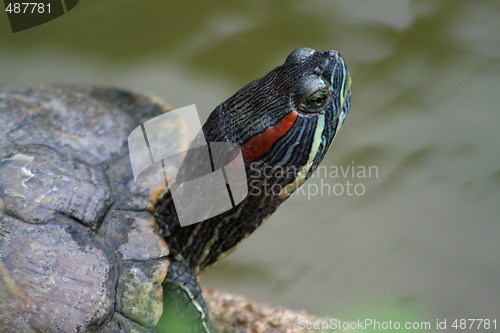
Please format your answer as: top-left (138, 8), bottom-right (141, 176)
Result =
top-left (0, 86), bottom-right (180, 332)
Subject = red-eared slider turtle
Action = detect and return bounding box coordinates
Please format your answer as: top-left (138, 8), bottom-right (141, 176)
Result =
top-left (0, 48), bottom-right (351, 333)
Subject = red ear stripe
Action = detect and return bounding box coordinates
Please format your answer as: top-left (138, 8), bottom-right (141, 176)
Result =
top-left (242, 110), bottom-right (298, 162)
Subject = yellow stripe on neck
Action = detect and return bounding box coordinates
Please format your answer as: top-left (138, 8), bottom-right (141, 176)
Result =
top-left (279, 114), bottom-right (325, 198)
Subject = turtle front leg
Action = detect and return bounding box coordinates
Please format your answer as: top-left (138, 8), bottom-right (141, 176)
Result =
top-left (158, 260), bottom-right (213, 333)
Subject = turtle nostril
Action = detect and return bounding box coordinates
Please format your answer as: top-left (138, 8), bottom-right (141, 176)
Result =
top-left (327, 50), bottom-right (339, 59)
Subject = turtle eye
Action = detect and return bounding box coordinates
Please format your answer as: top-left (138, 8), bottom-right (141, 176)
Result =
top-left (306, 89), bottom-right (329, 109)
top-left (293, 76), bottom-right (331, 113)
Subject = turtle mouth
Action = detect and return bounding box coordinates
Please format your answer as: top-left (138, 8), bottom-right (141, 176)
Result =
top-left (329, 51), bottom-right (351, 124)
top-left (338, 86), bottom-right (351, 127)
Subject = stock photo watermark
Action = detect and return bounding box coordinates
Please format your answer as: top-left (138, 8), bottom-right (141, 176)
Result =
top-left (295, 162), bottom-right (378, 199)
top-left (298, 317), bottom-right (498, 331)
top-left (128, 104), bottom-right (376, 226)
top-left (3, 0), bottom-right (80, 33)
top-left (248, 161), bottom-right (379, 200)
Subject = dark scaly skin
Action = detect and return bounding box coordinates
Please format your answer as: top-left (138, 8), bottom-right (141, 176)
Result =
top-left (156, 48), bottom-right (351, 332)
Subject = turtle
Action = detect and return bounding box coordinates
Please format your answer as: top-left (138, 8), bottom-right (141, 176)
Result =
top-left (0, 48), bottom-right (351, 333)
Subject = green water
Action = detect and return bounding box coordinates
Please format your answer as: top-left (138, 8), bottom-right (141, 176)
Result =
top-left (2, 0), bottom-right (499, 330)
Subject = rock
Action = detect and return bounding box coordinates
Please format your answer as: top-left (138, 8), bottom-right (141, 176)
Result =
top-left (204, 288), bottom-right (346, 333)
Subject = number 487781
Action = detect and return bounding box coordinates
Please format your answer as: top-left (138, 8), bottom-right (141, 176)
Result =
top-left (5, 2), bottom-right (51, 14)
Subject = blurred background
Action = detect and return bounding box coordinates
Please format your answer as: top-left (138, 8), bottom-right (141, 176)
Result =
top-left (2, 0), bottom-right (499, 331)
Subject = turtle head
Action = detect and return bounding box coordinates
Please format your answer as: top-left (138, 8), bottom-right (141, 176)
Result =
top-left (204, 47), bottom-right (352, 198)
top-left (157, 48), bottom-right (351, 273)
